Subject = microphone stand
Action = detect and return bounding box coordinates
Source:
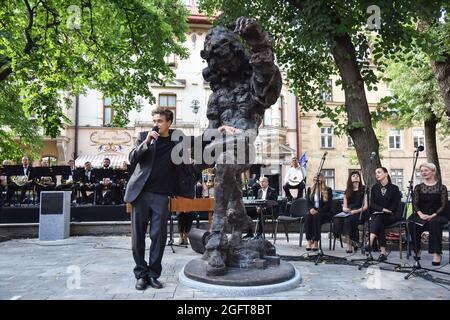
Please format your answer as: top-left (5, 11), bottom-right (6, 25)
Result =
top-left (351, 154), bottom-right (377, 268)
top-left (396, 147), bottom-right (450, 280)
top-left (308, 152), bottom-right (350, 265)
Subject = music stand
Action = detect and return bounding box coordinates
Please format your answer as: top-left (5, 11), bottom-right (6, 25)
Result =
top-left (51, 165), bottom-right (71, 178)
top-left (33, 166), bottom-right (54, 182)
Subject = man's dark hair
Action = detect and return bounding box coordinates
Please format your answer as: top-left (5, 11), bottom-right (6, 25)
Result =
top-left (104, 158), bottom-right (110, 162)
top-left (152, 107), bottom-right (174, 123)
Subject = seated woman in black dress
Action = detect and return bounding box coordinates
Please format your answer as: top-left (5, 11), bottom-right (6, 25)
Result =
top-left (333, 171), bottom-right (368, 253)
top-left (410, 162), bottom-right (448, 266)
top-left (305, 174), bottom-right (333, 251)
top-left (368, 167), bottom-right (402, 262)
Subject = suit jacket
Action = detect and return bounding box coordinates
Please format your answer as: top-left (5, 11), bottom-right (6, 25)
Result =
top-left (81, 170), bottom-right (97, 184)
top-left (124, 129), bottom-right (203, 203)
top-left (257, 187), bottom-right (278, 202)
top-left (23, 166), bottom-right (34, 180)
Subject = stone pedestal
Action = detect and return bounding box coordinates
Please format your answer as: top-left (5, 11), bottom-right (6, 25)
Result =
top-left (39, 191), bottom-right (71, 241)
top-left (180, 259), bottom-right (301, 296)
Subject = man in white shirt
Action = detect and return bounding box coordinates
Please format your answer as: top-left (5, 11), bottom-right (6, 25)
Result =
top-left (283, 157), bottom-right (306, 201)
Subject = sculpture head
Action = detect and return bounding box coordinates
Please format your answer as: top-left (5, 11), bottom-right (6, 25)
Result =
top-left (201, 26), bottom-right (252, 90)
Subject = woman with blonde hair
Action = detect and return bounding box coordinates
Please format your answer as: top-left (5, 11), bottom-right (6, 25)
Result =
top-left (305, 173), bottom-right (333, 250)
top-left (410, 163), bottom-right (448, 266)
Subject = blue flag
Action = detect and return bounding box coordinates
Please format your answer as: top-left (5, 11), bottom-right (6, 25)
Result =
top-left (300, 152), bottom-right (307, 169)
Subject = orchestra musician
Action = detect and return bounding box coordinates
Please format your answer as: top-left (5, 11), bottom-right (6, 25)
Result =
top-left (55, 159), bottom-right (80, 202)
top-left (5, 156), bottom-right (34, 206)
top-left (283, 157), bottom-right (305, 202)
top-left (0, 160), bottom-right (11, 206)
top-left (35, 159), bottom-right (56, 202)
top-left (95, 158), bottom-right (121, 205)
top-left (79, 161), bottom-right (97, 204)
top-left (243, 176), bottom-right (278, 239)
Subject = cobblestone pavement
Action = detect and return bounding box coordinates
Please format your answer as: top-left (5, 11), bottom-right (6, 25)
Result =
top-left (1, 235), bottom-right (449, 300)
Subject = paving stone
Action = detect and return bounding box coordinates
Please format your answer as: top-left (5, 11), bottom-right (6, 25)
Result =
top-left (0, 235), bottom-right (449, 300)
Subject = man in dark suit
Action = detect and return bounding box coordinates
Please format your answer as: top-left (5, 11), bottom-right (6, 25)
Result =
top-left (244, 176), bottom-right (278, 239)
top-left (79, 161), bottom-right (97, 204)
top-left (5, 156), bottom-right (34, 205)
top-left (124, 107), bottom-right (200, 291)
top-left (55, 159), bottom-right (80, 202)
top-left (94, 157), bottom-right (121, 205)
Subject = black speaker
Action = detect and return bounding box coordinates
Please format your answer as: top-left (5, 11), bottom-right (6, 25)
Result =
top-left (188, 228), bottom-right (210, 254)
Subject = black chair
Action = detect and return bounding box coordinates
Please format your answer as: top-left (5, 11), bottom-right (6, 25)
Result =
top-left (383, 202), bottom-right (409, 259)
top-left (330, 199), bottom-right (345, 250)
top-left (443, 222), bottom-right (450, 263)
top-left (273, 198), bottom-right (307, 246)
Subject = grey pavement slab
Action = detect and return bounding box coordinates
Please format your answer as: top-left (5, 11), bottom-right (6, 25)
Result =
top-left (0, 235), bottom-right (449, 300)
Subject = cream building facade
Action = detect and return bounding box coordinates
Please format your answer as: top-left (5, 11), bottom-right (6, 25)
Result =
top-left (301, 75), bottom-right (450, 192)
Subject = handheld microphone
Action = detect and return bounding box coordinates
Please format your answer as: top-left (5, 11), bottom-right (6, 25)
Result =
top-left (150, 126), bottom-right (159, 145)
top-left (369, 152), bottom-right (376, 160)
top-left (416, 145), bottom-right (424, 152)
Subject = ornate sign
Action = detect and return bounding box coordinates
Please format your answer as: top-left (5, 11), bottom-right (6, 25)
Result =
top-left (90, 130), bottom-right (132, 153)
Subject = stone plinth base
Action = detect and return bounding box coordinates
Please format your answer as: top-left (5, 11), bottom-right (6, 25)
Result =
top-left (179, 258), bottom-right (301, 296)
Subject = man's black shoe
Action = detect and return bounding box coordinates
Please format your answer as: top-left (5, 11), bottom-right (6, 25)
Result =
top-left (378, 254), bottom-right (387, 262)
top-left (135, 278), bottom-right (147, 290)
top-left (148, 277), bottom-right (163, 289)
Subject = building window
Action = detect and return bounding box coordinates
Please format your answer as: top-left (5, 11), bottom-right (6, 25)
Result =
top-left (391, 169), bottom-right (404, 191)
top-left (322, 79), bottom-right (332, 102)
top-left (413, 129), bottom-right (425, 149)
top-left (321, 127), bottom-right (334, 148)
top-left (158, 94), bottom-right (177, 124)
top-left (41, 156), bottom-right (57, 166)
top-left (415, 169), bottom-right (423, 185)
top-left (388, 129), bottom-right (402, 149)
top-left (321, 169), bottom-right (335, 190)
top-left (103, 97), bottom-right (113, 126)
top-left (164, 53), bottom-right (177, 68)
top-left (347, 136), bottom-right (354, 148)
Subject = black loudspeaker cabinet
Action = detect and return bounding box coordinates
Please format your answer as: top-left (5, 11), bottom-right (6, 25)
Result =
top-left (188, 228), bottom-right (211, 254)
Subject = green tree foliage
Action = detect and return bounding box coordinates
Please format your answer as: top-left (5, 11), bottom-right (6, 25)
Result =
top-left (382, 52), bottom-right (448, 180)
top-left (0, 0), bottom-right (189, 161)
top-left (198, 0), bottom-right (445, 184)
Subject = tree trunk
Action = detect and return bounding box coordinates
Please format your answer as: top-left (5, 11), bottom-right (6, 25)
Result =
top-left (430, 54), bottom-right (450, 123)
top-left (424, 115), bottom-right (442, 182)
top-left (332, 34), bottom-right (382, 187)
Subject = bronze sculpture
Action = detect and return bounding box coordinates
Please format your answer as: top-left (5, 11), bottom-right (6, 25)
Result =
top-left (201, 17), bottom-right (282, 276)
